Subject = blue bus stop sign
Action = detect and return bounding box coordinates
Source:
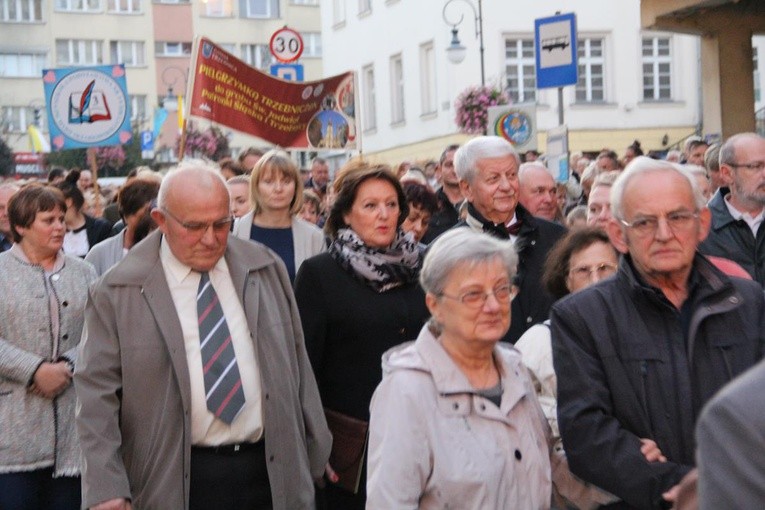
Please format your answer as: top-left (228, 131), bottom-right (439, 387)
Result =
top-left (534, 13), bottom-right (578, 89)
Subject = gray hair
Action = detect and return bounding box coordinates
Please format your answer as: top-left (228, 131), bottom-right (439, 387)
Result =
top-left (610, 157), bottom-right (706, 220)
top-left (682, 164), bottom-right (709, 179)
top-left (157, 160), bottom-right (228, 209)
top-left (704, 143), bottom-right (720, 173)
top-left (0, 183), bottom-right (20, 194)
top-left (719, 132), bottom-right (763, 167)
top-left (420, 228), bottom-right (518, 297)
top-left (591, 170), bottom-right (620, 190)
top-left (518, 162), bottom-right (550, 183)
top-left (453, 136), bottom-right (520, 184)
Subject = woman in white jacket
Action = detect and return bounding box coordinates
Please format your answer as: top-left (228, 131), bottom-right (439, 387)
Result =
top-left (232, 149), bottom-right (325, 281)
top-left (368, 228), bottom-right (568, 509)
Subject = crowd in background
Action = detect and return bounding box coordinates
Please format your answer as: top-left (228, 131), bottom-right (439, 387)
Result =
top-left (1, 131), bottom-right (765, 510)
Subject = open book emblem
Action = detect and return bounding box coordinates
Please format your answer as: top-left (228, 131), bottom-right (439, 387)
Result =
top-left (68, 79), bottom-right (112, 124)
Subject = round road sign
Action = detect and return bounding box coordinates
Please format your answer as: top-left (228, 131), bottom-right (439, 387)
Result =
top-left (269, 27), bottom-right (304, 63)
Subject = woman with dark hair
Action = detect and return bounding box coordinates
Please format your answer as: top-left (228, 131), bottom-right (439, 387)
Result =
top-left (55, 170), bottom-right (111, 257)
top-left (294, 160), bottom-right (429, 510)
top-left (623, 140), bottom-right (644, 166)
top-left (232, 149), bottom-right (325, 282)
top-left (0, 184), bottom-right (97, 509)
top-left (516, 227), bottom-right (623, 508)
top-left (85, 179), bottom-right (160, 275)
top-left (401, 182), bottom-right (438, 244)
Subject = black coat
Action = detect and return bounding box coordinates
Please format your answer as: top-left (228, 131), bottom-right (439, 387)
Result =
top-left (551, 254), bottom-right (765, 509)
top-left (294, 252), bottom-right (429, 420)
top-left (455, 203), bottom-right (566, 343)
top-left (421, 187), bottom-right (460, 245)
top-left (294, 253), bottom-right (429, 510)
top-left (84, 214), bottom-right (113, 251)
top-left (699, 188), bottom-right (765, 286)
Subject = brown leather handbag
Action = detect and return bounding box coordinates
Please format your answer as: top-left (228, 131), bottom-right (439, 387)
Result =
top-left (324, 408), bottom-right (369, 494)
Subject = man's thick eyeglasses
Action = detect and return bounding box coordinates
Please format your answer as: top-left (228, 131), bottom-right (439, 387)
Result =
top-left (162, 208), bottom-right (233, 235)
top-left (730, 161), bottom-right (765, 172)
top-left (620, 210), bottom-right (699, 237)
top-left (439, 284), bottom-right (517, 309)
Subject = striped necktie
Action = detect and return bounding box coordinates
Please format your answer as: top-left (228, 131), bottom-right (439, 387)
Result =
top-left (197, 271), bottom-right (245, 424)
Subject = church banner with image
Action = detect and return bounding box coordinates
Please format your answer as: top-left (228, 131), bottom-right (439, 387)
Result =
top-left (42, 64), bottom-right (132, 151)
top-left (188, 37), bottom-right (358, 151)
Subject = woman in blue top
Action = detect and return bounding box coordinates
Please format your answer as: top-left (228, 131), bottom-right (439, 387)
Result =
top-left (232, 149), bottom-right (325, 281)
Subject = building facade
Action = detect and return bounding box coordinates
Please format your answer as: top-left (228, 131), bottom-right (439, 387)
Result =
top-left (0, 0), bottom-right (323, 157)
top-left (321, 0), bottom-right (765, 164)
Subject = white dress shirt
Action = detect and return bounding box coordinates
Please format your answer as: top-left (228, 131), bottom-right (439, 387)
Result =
top-left (160, 239), bottom-right (263, 445)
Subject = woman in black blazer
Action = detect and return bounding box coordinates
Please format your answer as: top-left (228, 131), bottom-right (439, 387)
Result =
top-left (294, 161), bottom-right (429, 510)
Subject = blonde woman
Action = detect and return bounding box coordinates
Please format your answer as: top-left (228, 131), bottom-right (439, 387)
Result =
top-left (232, 149), bottom-right (325, 281)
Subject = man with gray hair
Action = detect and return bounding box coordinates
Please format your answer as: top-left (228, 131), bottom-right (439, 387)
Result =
top-left (75, 163), bottom-right (331, 510)
top-left (453, 135), bottom-right (565, 343)
top-left (0, 183), bottom-right (20, 252)
top-left (518, 162), bottom-right (558, 222)
top-left (552, 157), bottom-right (764, 509)
top-left (699, 132), bottom-right (765, 285)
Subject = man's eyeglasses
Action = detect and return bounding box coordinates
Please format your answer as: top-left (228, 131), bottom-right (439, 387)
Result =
top-left (569, 263), bottom-right (617, 281)
top-left (439, 284), bottom-right (517, 309)
top-left (620, 210), bottom-right (699, 237)
top-left (730, 161), bottom-right (765, 172)
top-left (161, 208), bottom-right (233, 235)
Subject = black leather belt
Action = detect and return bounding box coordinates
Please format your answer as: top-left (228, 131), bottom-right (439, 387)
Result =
top-left (191, 440), bottom-right (263, 454)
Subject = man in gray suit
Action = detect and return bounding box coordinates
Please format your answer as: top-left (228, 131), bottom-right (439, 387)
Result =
top-left (75, 163), bottom-right (331, 510)
top-left (696, 358), bottom-right (765, 509)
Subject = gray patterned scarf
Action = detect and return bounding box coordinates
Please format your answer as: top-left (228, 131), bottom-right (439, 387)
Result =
top-left (330, 228), bottom-right (422, 292)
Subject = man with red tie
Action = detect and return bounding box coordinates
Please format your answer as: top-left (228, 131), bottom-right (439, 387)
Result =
top-left (75, 163), bottom-right (331, 510)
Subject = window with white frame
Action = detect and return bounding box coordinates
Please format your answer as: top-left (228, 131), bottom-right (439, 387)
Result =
top-left (129, 95), bottom-right (147, 122)
top-left (642, 36), bottom-right (672, 100)
top-left (56, 39), bottom-right (102, 65)
top-left (420, 41), bottom-right (437, 115)
top-left (107, 0), bottom-right (139, 13)
top-left (155, 42), bottom-right (192, 57)
top-left (505, 38), bottom-right (535, 103)
top-left (55, 0), bottom-right (100, 12)
top-left (754, 47), bottom-right (760, 103)
top-left (155, 0), bottom-right (188, 3)
top-left (219, 43), bottom-right (236, 53)
top-left (333, 0), bottom-right (345, 25)
top-left (358, 0), bottom-right (370, 15)
top-left (205, 0), bottom-right (230, 16)
top-left (110, 41), bottom-right (145, 67)
top-left (1, 0), bottom-right (43, 22)
top-left (362, 64), bottom-right (376, 131)
top-left (302, 33), bottom-right (322, 57)
top-left (291, 0), bottom-right (318, 4)
top-left (0, 52), bottom-right (46, 77)
top-left (1, 106), bottom-right (42, 132)
top-left (241, 44), bottom-right (271, 69)
top-left (244, 0), bottom-right (277, 18)
top-left (390, 54), bottom-right (404, 124)
top-left (576, 38), bottom-right (605, 102)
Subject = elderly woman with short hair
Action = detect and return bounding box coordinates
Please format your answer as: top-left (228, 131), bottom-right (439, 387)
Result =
top-left (0, 184), bottom-right (97, 509)
top-left (367, 228), bottom-right (568, 509)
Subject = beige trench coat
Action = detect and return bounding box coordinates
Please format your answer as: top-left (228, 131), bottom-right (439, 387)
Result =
top-left (75, 231), bottom-right (331, 509)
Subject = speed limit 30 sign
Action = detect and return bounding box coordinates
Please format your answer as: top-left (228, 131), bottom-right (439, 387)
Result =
top-left (269, 27), bottom-right (304, 63)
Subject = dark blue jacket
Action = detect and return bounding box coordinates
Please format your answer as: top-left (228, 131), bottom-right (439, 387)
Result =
top-left (552, 254), bottom-right (765, 509)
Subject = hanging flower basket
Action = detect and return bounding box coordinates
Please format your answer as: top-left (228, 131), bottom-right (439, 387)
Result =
top-left (454, 85), bottom-right (510, 134)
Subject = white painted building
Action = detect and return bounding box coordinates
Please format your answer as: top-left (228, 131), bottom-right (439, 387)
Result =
top-left (321, 0), bottom-right (763, 163)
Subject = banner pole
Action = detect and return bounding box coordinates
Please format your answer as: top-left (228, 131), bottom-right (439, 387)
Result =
top-left (87, 147), bottom-right (102, 217)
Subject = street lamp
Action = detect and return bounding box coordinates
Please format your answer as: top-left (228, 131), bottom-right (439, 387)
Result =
top-left (442, 0), bottom-right (484, 86)
top-left (160, 65), bottom-right (189, 111)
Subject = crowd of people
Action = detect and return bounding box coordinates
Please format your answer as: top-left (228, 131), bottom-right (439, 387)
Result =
top-left (0, 132), bottom-right (764, 510)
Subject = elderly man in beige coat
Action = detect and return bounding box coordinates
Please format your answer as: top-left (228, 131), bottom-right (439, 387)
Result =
top-left (75, 163), bottom-right (331, 510)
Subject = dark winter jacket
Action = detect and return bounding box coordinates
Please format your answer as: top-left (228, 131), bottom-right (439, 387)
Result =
top-left (551, 254), bottom-right (765, 509)
top-left (699, 189), bottom-right (765, 286)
